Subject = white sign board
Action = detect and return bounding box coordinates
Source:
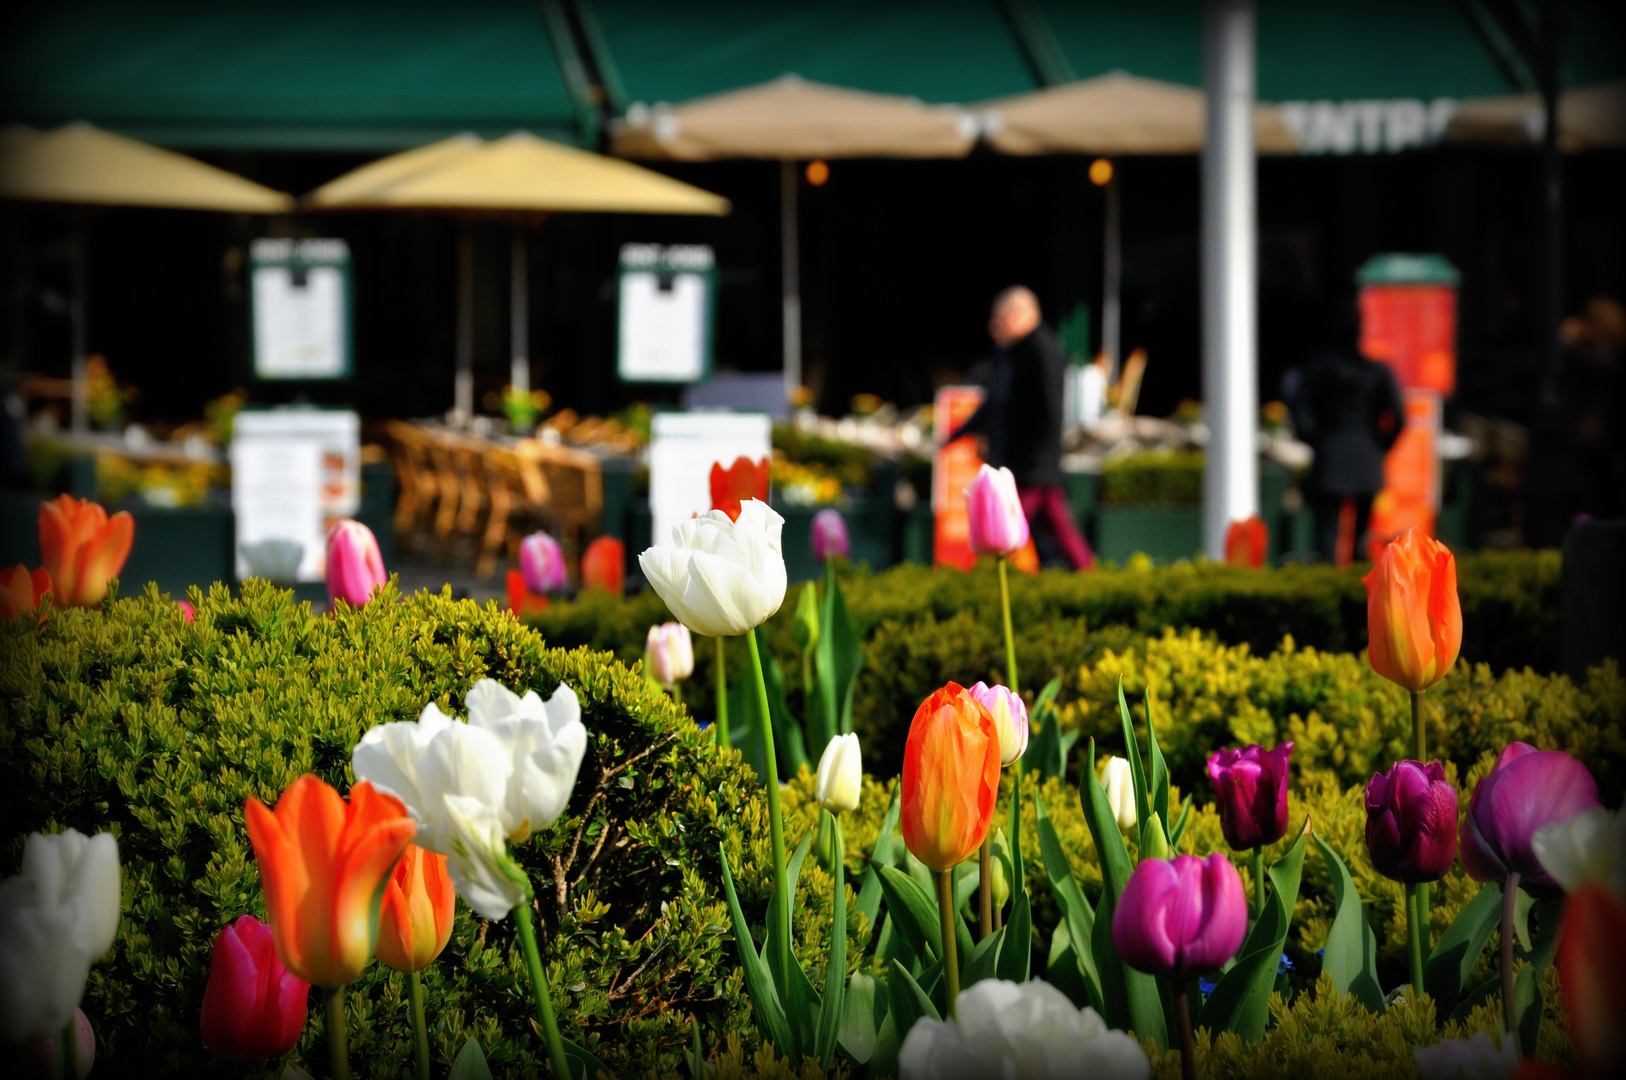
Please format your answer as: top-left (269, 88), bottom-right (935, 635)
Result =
top-left (617, 244), bottom-right (714, 383)
top-left (231, 409), bottom-right (361, 581)
top-left (648, 411), bottom-right (772, 547)
top-left (251, 238), bottom-right (352, 380)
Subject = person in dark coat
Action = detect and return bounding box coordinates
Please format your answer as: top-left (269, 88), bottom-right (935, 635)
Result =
top-left (949, 286), bottom-right (1093, 569)
top-left (1287, 333), bottom-right (1405, 564)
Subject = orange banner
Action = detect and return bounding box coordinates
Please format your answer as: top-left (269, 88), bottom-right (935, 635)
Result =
top-left (1367, 389), bottom-right (1440, 559)
top-left (1359, 284), bottom-right (1457, 395)
top-left (933, 386), bottom-right (984, 570)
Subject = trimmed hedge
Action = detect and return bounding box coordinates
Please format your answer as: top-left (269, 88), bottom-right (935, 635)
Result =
top-left (0, 581), bottom-right (860, 1078)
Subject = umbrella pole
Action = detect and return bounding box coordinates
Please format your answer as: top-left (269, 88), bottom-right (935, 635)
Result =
top-left (780, 159), bottom-right (801, 408)
top-left (1102, 169), bottom-right (1122, 384)
top-left (510, 231), bottom-right (529, 396)
top-left (70, 212), bottom-right (88, 435)
top-left (455, 223), bottom-right (474, 424)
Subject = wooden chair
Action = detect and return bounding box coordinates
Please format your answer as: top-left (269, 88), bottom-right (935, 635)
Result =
top-left (384, 421), bottom-right (439, 536)
top-left (452, 437), bottom-right (491, 539)
top-left (521, 441), bottom-right (603, 565)
top-left (423, 431), bottom-right (466, 540)
top-left (478, 442), bottom-right (551, 578)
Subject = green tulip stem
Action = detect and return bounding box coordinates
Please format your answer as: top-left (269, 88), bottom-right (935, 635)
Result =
top-left (1411, 690), bottom-right (1425, 765)
top-left (937, 869), bottom-right (961, 1018)
top-left (324, 985), bottom-right (351, 1080)
top-left (714, 636), bottom-right (730, 749)
top-left (978, 832), bottom-right (994, 941)
top-left (1250, 846), bottom-right (1266, 917)
top-left (745, 628), bottom-right (792, 985)
top-left (1417, 880), bottom-right (1431, 961)
top-left (56, 1014), bottom-right (77, 1080)
top-left (1502, 871), bottom-right (1522, 1056)
top-left (802, 651), bottom-right (813, 711)
top-left (1405, 882), bottom-right (1426, 997)
top-left (671, 681), bottom-right (683, 709)
top-left (1173, 982), bottom-right (1196, 1080)
top-left (513, 889), bottom-right (574, 1080)
top-left (997, 556), bottom-right (1019, 696)
top-left (408, 969), bottom-right (430, 1080)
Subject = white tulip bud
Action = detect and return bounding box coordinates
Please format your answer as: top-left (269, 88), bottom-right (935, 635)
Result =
top-left (815, 733), bottom-right (862, 814)
top-left (1102, 756), bottom-right (1137, 832)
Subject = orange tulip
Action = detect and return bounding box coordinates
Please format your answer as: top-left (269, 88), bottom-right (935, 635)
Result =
top-left (38, 495), bottom-right (133, 608)
top-left (901, 682), bottom-right (1002, 872)
top-left (375, 844), bottom-right (456, 973)
top-left (1224, 516), bottom-right (1269, 568)
top-left (0, 564), bottom-right (52, 619)
top-left (581, 535), bottom-right (625, 594)
top-left (1362, 527), bottom-right (1462, 693)
top-left (710, 456), bottom-right (770, 522)
top-left (244, 775), bottom-right (416, 987)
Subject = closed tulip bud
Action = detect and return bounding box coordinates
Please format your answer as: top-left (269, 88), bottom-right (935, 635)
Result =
top-left (1206, 742), bottom-right (1293, 851)
top-left (793, 581), bottom-right (820, 654)
top-left (1112, 853), bottom-right (1248, 980)
top-left (988, 829), bottom-right (1013, 911)
top-left (1362, 527), bottom-right (1462, 693)
top-left (245, 776), bottom-right (416, 987)
top-left (811, 508), bottom-right (851, 562)
top-left (639, 501), bottom-right (787, 638)
top-left (901, 683), bottom-right (1002, 872)
top-left (815, 733), bottom-right (863, 814)
top-left (0, 564), bottom-right (52, 619)
top-left (1460, 742), bottom-right (1600, 894)
top-left (20, 1009), bottom-right (95, 1079)
top-left (581, 535), bottom-right (626, 594)
top-left (200, 914), bottom-right (309, 1059)
top-left (710, 456), bottom-right (771, 522)
top-left (519, 531), bottom-right (567, 594)
top-left (645, 622), bottom-right (694, 687)
top-left (965, 465), bottom-right (1030, 557)
top-left (1102, 755), bottom-right (1137, 832)
top-left (326, 519), bottom-right (386, 609)
top-left (1141, 811), bottom-right (1170, 860)
top-left (1364, 760), bottom-right (1459, 884)
top-left (375, 845), bottom-right (456, 973)
top-left (969, 682), bottom-right (1027, 767)
top-left (37, 494), bottom-right (133, 608)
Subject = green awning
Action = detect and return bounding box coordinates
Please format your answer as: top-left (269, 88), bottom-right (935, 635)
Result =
top-left (1, 0), bottom-right (581, 151)
top-left (588, 0), bottom-right (1038, 106)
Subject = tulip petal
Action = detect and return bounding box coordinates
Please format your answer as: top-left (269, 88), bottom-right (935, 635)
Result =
top-left (1112, 858), bottom-right (1182, 977)
top-left (440, 794), bottom-right (525, 920)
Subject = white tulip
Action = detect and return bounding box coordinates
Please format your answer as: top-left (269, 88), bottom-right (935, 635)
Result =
top-left (638, 500), bottom-right (788, 638)
top-left (1532, 806), bottom-right (1626, 897)
top-left (815, 733), bottom-right (863, 814)
top-left (1102, 756), bottom-right (1137, 832)
top-left (353, 678), bottom-right (588, 920)
top-left (0, 829), bottom-right (121, 1043)
top-left (899, 978), bottom-right (1148, 1080)
top-left (1414, 1031), bottom-right (1519, 1080)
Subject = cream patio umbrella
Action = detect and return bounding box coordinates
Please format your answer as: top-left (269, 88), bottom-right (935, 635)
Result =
top-left (0, 122), bottom-right (294, 431)
top-left (1444, 79), bottom-right (1626, 151)
top-left (610, 74), bottom-right (980, 402)
top-left (305, 131), bottom-right (730, 420)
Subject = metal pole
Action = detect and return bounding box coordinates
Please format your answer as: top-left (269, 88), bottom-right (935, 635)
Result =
top-left (455, 224), bottom-right (474, 423)
top-left (781, 159), bottom-right (801, 406)
top-left (1201, 0), bottom-right (1259, 560)
top-left (70, 214), bottom-right (88, 434)
top-left (1536, 0), bottom-right (1563, 411)
top-left (1103, 172), bottom-right (1122, 381)
top-left (510, 231), bottom-right (529, 396)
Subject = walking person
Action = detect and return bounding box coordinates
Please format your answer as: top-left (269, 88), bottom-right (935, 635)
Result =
top-left (948, 286), bottom-right (1094, 570)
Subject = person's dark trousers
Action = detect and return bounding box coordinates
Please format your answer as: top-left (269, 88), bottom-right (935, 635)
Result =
top-left (1018, 485), bottom-right (1094, 570)
top-left (1309, 490), bottom-right (1374, 565)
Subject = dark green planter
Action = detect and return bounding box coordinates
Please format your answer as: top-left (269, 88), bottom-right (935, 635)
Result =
top-left (1092, 504), bottom-right (1204, 564)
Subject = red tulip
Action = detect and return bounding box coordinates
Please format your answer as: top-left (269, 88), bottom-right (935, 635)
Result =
top-left (1224, 516), bottom-right (1268, 568)
top-left (1206, 742), bottom-right (1294, 851)
top-left (1112, 853), bottom-right (1249, 979)
top-left (1555, 885), bottom-right (1626, 1079)
top-left (506, 568), bottom-right (550, 617)
top-left (1364, 759), bottom-right (1458, 884)
top-left (901, 683), bottom-right (1002, 872)
top-left (38, 494), bottom-right (132, 608)
top-left (1362, 526), bottom-right (1462, 693)
top-left (0, 564), bottom-right (51, 619)
top-left (1460, 742), bottom-right (1600, 893)
top-left (710, 456), bottom-right (770, 522)
top-left (581, 536), bottom-right (625, 594)
top-left (200, 914), bottom-right (309, 1060)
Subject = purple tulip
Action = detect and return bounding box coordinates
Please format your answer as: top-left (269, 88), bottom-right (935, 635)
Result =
top-left (1206, 742), bottom-right (1294, 851)
top-left (519, 530), bottom-right (568, 593)
top-left (811, 508), bottom-right (851, 562)
top-left (1460, 742), bottom-right (1600, 892)
top-left (326, 519), bottom-right (386, 608)
top-left (1365, 760), bottom-right (1459, 884)
top-left (1112, 853), bottom-right (1248, 979)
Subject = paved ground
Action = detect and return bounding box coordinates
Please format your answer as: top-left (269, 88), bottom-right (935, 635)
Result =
top-left (390, 552), bottom-right (510, 605)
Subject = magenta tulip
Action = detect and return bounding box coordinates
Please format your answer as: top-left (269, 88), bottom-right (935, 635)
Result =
top-left (1206, 742), bottom-right (1294, 851)
top-left (325, 519), bottom-right (386, 608)
top-left (1112, 853), bottom-right (1248, 979)
top-left (519, 530), bottom-right (568, 593)
top-left (1460, 742), bottom-right (1601, 893)
top-left (200, 914), bottom-right (310, 1060)
top-left (965, 464), bottom-right (1030, 557)
top-left (1365, 760), bottom-right (1458, 884)
top-left (811, 508), bottom-right (851, 562)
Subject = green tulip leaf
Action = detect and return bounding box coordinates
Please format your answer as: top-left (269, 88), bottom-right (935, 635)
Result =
top-left (814, 815), bottom-right (848, 1068)
top-left (687, 1014), bottom-right (705, 1080)
top-left (998, 769), bottom-right (1032, 983)
top-left (877, 864), bottom-right (944, 962)
top-left (1167, 796), bottom-right (1193, 853)
top-left (812, 562), bottom-right (864, 740)
top-left (887, 957), bottom-right (943, 1041)
top-left (1513, 886), bottom-right (1536, 953)
top-left (1116, 680), bottom-right (1153, 852)
top-left (1145, 685), bottom-right (1171, 828)
top-left (765, 831), bottom-right (820, 1054)
top-left (1424, 880), bottom-right (1503, 1018)
top-left (1516, 898), bottom-right (1563, 1055)
top-left (718, 841), bottom-right (796, 1058)
top-left (561, 1037), bottom-right (610, 1080)
top-left (837, 971), bottom-right (881, 1065)
top-left (856, 791), bottom-right (902, 933)
top-left (1027, 676), bottom-right (1068, 781)
top-left (963, 927), bottom-right (1005, 988)
top-left (1036, 788), bottom-right (1101, 1008)
top-left (449, 1039), bottom-right (495, 1080)
top-left (1313, 834), bottom-right (1385, 1013)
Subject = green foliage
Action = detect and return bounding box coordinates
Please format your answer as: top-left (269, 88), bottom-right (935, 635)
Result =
top-left (0, 580), bottom-right (821, 1078)
top-left (1100, 450), bottom-right (1205, 506)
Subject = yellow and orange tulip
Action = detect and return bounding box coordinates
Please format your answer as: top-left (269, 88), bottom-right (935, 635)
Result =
top-left (375, 844), bottom-right (456, 973)
top-left (1362, 526), bottom-right (1462, 693)
top-left (0, 564), bottom-right (51, 619)
top-left (244, 775), bottom-right (416, 988)
top-left (38, 495), bottom-right (133, 608)
top-left (901, 682), bottom-right (1002, 872)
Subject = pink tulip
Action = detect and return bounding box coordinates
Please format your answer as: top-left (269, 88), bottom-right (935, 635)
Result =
top-left (965, 465), bottom-right (1030, 557)
top-left (200, 914), bottom-right (309, 1060)
top-left (811, 509), bottom-right (851, 562)
top-left (968, 681), bottom-right (1027, 766)
top-left (1207, 742), bottom-right (1294, 852)
top-left (1112, 853), bottom-right (1248, 979)
top-left (519, 530), bottom-right (567, 593)
top-left (646, 622), bottom-right (694, 686)
top-left (21, 1009), bottom-right (95, 1078)
top-left (325, 519), bottom-right (386, 609)
top-left (1460, 742), bottom-right (1600, 893)
top-left (176, 600), bottom-right (196, 623)
top-left (1365, 759), bottom-right (1458, 884)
